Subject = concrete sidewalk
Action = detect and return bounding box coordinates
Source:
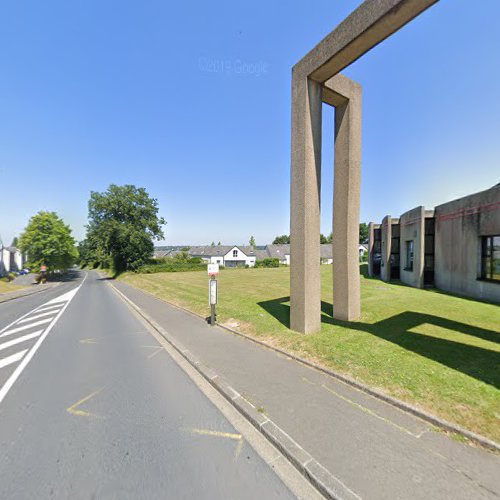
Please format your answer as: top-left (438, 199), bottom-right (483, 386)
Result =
top-left (112, 279), bottom-right (500, 500)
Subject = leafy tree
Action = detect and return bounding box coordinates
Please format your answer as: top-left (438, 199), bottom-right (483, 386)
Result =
top-left (249, 235), bottom-right (256, 246)
top-left (320, 233), bottom-right (329, 244)
top-left (211, 241), bottom-right (215, 247)
top-left (272, 234), bottom-right (290, 244)
top-left (217, 241), bottom-right (221, 246)
top-left (359, 222), bottom-right (369, 244)
top-left (11, 236), bottom-right (19, 247)
top-left (19, 211), bottom-right (78, 272)
top-left (85, 184), bottom-right (166, 273)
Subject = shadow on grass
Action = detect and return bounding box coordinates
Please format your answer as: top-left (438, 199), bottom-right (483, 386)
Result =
top-left (258, 296), bottom-right (500, 389)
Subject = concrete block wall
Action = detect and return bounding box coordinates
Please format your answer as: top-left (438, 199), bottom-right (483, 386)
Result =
top-left (399, 206), bottom-right (425, 289)
top-left (434, 184), bottom-right (500, 303)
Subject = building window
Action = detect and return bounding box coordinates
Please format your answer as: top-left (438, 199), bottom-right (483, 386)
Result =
top-left (481, 236), bottom-right (500, 282)
top-left (233, 249), bottom-right (238, 258)
top-left (405, 240), bottom-right (414, 271)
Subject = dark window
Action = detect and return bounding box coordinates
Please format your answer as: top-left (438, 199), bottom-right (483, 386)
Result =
top-left (481, 236), bottom-right (500, 282)
top-left (405, 240), bottom-right (414, 271)
top-left (233, 249), bottom-right (238, 258)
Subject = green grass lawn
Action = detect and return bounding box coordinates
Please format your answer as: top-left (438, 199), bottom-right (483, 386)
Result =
top-left (120, 265), bottom-right (500, 442)
top-left (0, 281), bottom-right (24, 294)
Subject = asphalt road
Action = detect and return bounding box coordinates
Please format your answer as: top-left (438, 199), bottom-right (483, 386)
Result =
top-left (0, 271), bottom-right (298, 499)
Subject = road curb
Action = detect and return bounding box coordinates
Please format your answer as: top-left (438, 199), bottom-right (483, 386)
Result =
top-left (109, 281), bottom-right (362, 500)
top-left (113, 279), bottom-right (500, 454)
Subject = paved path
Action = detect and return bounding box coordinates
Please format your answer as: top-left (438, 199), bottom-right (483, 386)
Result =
top-left (0, 271), bottom-right (304, 499)
top-left (113, 278), bottom-right (500, 500)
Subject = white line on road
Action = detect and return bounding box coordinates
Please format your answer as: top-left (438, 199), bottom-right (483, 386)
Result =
top-left (0, 331), bottom-right (44, 352)
top-left (0, 318), bottom-right (53, 338)
top-left (35, 304), bottom-right (65, 314)
top-left (17, 310), bottom-right (59, 323)
top-left (0, 272), bottom-right (87, 406)
top-left (0, 350), bottom-right (28, 369)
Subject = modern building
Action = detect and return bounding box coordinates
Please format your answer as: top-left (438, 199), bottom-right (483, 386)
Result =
top-left (368, 184), bottom-right (500, 303)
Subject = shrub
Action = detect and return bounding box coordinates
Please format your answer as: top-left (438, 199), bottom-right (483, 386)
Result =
top-left (138, 261), bottom-right (207, 273)
top-left (254, 258), bottom-right (279, 268)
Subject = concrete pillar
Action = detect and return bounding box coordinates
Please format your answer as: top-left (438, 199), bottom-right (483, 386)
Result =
top-left (331, 81), bottom-right (361, 321)
top-left (290, 74), bottom-right (322, 334)
top-left (380, 215), bottom-right (392, 282)
top-left (368, 222), bottom-right (375, 277)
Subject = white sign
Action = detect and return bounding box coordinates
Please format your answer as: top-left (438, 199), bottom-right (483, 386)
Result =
top-left (209, 279), bottom-right (218, 305)
top-left (207, 263), bottom-right (219, 276)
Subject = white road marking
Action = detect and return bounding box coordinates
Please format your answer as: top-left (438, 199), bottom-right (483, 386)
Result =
top-left (0, 331), bottom-right (44, 352)
top-left (17, 311), bottom-right (58, 323)
top-left (0, 272), bottom-right (87, 406)
top-left (0, 350), bottom-right (28, 369)
top-left (35, 304), bottom-right (64, 314)
top-left (0, 318), bottom-right (53, 338)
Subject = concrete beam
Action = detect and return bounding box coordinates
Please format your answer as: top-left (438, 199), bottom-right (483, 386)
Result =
top-left (295, 0), bottom-right (439, 82)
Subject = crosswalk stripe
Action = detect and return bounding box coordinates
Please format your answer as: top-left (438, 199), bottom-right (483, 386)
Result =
top-left (0, 350), bottom-right (27, 369)
top-left (17, 311), bottom-right (58, 324)
top-left (0, 318), bottom-right (52, 338)
top-left (0, 331), bottom-right (44, 353)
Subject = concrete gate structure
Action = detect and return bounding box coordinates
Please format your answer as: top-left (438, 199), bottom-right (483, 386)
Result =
top-left (290, 0), bottom-right (439, 334)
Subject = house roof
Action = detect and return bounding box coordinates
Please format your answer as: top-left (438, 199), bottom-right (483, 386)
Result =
top-left (320, 244), bottom-right (333, 259)
top-left (153, 249), bottom-right (171, 258)
top-left (254, 249), bottom-right (269, 260)
top-left (189, 246), bottom-right (233, 257)
top-left (265, 244), bottom-right (290, 259)
top-left (188, 245), bottom-right (259, 258)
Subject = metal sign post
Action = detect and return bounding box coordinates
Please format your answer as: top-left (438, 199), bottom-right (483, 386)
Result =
top-left (207, 264), bottom-right (219, 326)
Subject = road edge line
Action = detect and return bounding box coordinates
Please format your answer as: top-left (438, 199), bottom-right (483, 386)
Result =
top-left (108, 280), bottom-right (362, 500)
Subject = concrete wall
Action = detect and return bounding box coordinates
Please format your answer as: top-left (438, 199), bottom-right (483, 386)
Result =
top-left (434, 184), bottom-right (500, 303)
top-left (399, 206), bottom-right (425, 288)
top-left (380, 216), bottom-right (392, 282)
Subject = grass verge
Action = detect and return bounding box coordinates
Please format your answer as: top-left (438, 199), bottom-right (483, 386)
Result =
top-left (120, 265), bottom-right (500, 443)
top-left (0, 281), bottom-right (24, 294)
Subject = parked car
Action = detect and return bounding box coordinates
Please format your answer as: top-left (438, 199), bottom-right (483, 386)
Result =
top-left (18, 268), bottom-right (30, 275)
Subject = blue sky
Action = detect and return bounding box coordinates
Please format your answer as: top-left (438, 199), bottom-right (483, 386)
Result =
top-left (1, 0), bottom-right (499, 246)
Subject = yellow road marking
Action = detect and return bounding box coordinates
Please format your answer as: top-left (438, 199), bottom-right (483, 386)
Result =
top-left (139, 345), bottom-right (164, 359)
top-left (79, 338), bottom-right (98, 344)
top-left (67, 388), bottom-right (103, 418)
top-left (190, 428), bottom-right (242, 440)
top-left (189, 428), bottom-right (244, 461)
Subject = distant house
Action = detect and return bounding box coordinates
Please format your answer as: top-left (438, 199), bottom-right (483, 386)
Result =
top-left (0, 246), bottom-right (23, 275)
top-left (265, 244), bottom-right (291, 265)
top-left (188, 246), bottom-right (257, 268)
top-left (320, 244), bottom-right (333, 264)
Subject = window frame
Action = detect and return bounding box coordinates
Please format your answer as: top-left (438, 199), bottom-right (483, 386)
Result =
top-left (405, 240), bottom-right (414, 272)
top-left (480, 235), bottom-right (500, 283)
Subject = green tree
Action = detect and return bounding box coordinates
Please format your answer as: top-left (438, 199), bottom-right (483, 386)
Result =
top-left (217, 241), bottom-right (221, 246)
top-left (359, 222), bottom-right (369, 244)
top-left (19, 211), bottom-right (78, 272)
top-left (211, 241), bottom-right (215, 247)
top-left (85, 184), bottom-right (166, 273)
top-left (249, 235), bottom-right (256, 246)
top-left (11, 236), bottom-right (19, 247)
top-left (272, 234), bottom-right (290, 244)
top-left (320, 233), bottom-right (329, 244)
